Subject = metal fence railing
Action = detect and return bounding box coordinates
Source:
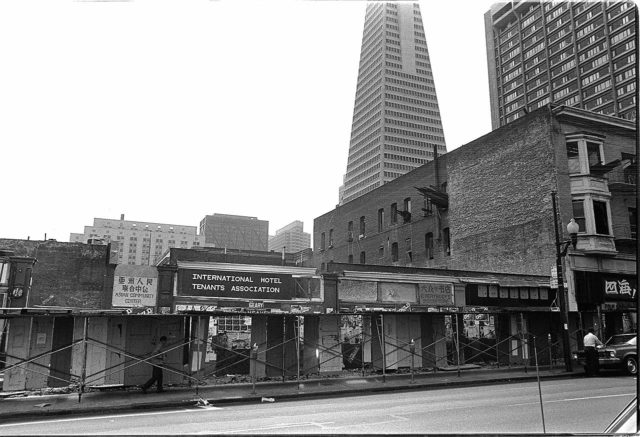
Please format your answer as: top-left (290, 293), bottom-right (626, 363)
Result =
top-left (0, 314), bottom-right (585, 401)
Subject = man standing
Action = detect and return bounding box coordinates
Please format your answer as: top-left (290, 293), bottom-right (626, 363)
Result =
top-left (140, 336), bottom-right (167, 393)
top-left (583, 328), bottom-right (603, 377)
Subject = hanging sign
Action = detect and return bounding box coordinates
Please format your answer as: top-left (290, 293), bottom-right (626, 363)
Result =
top-left (112, 265), bottom-right (158, 308)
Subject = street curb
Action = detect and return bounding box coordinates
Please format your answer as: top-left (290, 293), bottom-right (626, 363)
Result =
top-left (0, 373), bottom-right (579, 422)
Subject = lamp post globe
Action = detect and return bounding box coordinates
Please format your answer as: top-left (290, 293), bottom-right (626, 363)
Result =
top-left (566, 218), bottom-right (579, 248)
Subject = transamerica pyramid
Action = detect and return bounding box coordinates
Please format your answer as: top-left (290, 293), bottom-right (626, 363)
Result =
top-left (339, 1), bottom-right (447, 205)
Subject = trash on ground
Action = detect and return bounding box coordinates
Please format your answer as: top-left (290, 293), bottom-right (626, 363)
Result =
top-left (33, 403), bottom-right (51, 408)
top-left (261, 397), bottom-right (275, 403)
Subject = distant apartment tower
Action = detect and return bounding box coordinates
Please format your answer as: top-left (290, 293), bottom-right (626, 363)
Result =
top-left (70, 215), bottom-right (204, 265)
top-left (199, 214), bottom-right (269, 251)
top-left (485, 1), bottom-right (637, 129)
top-left (268, 221), bottom-right (311, 254)
top-left (340, 1), bottom-right (447, 205)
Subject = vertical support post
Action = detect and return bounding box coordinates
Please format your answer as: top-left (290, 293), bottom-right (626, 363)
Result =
top-left (380, 314), bottom-right (386, 383)
top-left (79, 316), bottom-right (89, 403)
top-left (361, 330), bottom-right (365, 377)
top-left (552, 190), bottom-right (573, 372)
top-left (455, 313), bottom-right (461, 378)
top-left (282, 316), bottom-right (286, 383)
top-left (495, 316), bottom-right (500, 368)
top-left (521, 312), bottom-right (527, 374)
top-left (295, 316), bottom-right (300, 391)
top-left (251, 343), bottom-right (258, 395)
top-left (596, 305), bottom-right (603, 341)
top-left (409, 338), bottom-right (415, 384)
top-left (548, 333), bottom-right (554, 370)
top-left (195, 317), bottom-right (200, 397)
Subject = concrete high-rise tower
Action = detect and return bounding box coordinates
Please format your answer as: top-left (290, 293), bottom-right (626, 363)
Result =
top-left (340, 1), bottom-right (447, 205)
top-left (485, 1), bottom-right (636, 129)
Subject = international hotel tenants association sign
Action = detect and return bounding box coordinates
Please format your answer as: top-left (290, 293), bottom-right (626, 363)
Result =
top-left (179, 269), bottom-right (294, 300)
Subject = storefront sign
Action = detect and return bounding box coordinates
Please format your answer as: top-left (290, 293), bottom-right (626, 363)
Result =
top-left (338, 280), bottom-right (377, 302)
top-left (175, 304), bottom-right (217, 312)
top-left (604, 278), bottom-right (637, 300)
top-left (418, 283), bottom-right (454, 306)
top-left (380, 282), bottom-right (416, 302)
top-left (112, 265), bottom-right (158, 308)
top-left (180, 269), bottom-right (293, 300)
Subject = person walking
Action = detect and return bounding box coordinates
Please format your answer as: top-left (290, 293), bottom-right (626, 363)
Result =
top-left (140, 336), bottom-right (167, 393)
top-left (583, 328), bottom-right (603, 377)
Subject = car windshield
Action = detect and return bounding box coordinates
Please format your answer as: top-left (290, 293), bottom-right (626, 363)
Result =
top-left (605, 335), bottom-right (636, 346)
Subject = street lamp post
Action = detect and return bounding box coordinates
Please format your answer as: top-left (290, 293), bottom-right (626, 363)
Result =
top-left (551, 190), bottom-right (579, 373)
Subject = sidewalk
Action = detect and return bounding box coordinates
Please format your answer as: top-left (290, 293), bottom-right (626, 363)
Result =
top-left (0, 366), bottom-right (582, 422)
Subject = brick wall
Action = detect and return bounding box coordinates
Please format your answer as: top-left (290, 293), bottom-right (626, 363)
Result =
top-left (446, 108), bottom-right (562, 276)
top-left (314, 157), bottom-right (450, 269)
top-left (0, 239), bottom-right (112, 308)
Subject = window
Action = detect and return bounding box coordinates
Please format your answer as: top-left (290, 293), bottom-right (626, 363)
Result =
top-left (320, 232), bottom-right (326, 251)
top-left (348, 254), bottom-right (354, 263)
top-left (572, 200), bottom-right (586, 233)
top-left (329, 229), bottom-right (334, 247)
top-left (359, 216), bottom-right (366, 236)
top-left (566, 141), bottom-right (580, 174)
top-left (217, 315), bottom-right (250, 333)
top-left (391, 203), bottom-right (398, 224)
top-left (402, 197), bottom-right (412, 223)
top-left (391, 242), bottom-right (399, 262)
top-left (425, 233), bottom-right (434, 259)
top-left (378, 208), bottom-right (385, 232)
top-left (347, 221), bottom-right (354, 240)
top-left (586, 142), bottom-right (603, 168)
top-left (593, 200), bottom-right (610, 234)
top-left (443, 228), bottom-right (450, 256)
top-left (0, 261), bottom-right (9, 286)
top-left (378, 245), bottom-right (384, 258)
top-left (423, 197), bottom-right (433, 215)
top-left (629, 208), bottom-right (637, 239)
top-left (406, 238), bottom-right (412, 262)
top-left (360, 251), bottom-right (366, 264)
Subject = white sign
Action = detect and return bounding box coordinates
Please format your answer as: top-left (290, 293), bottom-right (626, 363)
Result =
top-left (113, 275), bottom-right (157, 307)
top-left (112, 265), bottom-right (158, 308)
top-left (550, 266), bottom-right (558, 289)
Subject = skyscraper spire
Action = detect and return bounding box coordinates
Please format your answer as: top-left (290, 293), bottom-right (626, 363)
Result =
top-left (340, 1), bottom-right (447, 205)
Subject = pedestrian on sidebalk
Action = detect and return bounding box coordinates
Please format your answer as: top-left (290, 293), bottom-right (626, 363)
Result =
top-left (583, 328), bottom-right (603, 377)
top-left (140, 336), bottom-right (168, 393)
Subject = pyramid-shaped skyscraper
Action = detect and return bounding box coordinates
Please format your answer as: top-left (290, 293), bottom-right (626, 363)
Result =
top-left (340, 2), bottom-right (447, 205)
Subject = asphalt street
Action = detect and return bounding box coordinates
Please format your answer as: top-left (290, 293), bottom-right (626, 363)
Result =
top-left (0, 375), bottom-right (635, 435)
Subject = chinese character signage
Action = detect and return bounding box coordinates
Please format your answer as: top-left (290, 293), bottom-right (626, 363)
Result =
top-left (179, 269), bottom-right (293, 300)
top-left (112, 265), bottom-right (158, 308)
top-left (604, 276), bottom-right (637, 301)
top-left (418, 283), bottom-right (454, 306)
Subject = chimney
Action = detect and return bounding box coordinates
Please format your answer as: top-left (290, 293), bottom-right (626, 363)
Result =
top-left (120, 214), bottom-right (125, 220)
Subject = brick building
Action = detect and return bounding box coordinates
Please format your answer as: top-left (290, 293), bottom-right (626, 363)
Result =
top-left (314, 104), bottom-right (637, 349)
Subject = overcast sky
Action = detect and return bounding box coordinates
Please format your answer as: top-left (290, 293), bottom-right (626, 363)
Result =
top-left (0, 0), bottom-right (495, 243)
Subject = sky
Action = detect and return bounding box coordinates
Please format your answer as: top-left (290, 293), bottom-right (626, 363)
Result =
top-left (0, 0), bottom-right (495, 243)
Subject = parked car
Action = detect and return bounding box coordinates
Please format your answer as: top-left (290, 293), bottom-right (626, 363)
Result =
top-left (573, 333), bottom-right (637, 376)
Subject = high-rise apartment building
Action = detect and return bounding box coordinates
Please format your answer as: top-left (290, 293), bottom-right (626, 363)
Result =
top-left (70, 215), bottom-right (205, 265)
top-left (485, 1), bottom-right (636, 129)
top-left (268, 221), bottom-right (311, 253)
top-left (340, 1), bottom-right (447, 205)
top-left (199, 214), bottom-right (269, 251)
